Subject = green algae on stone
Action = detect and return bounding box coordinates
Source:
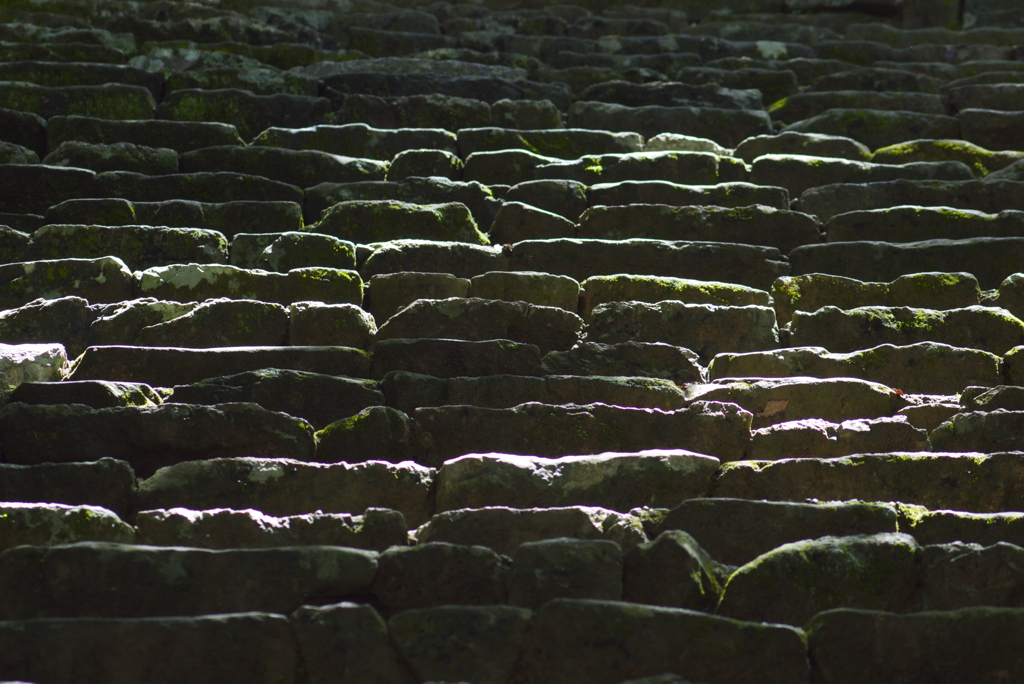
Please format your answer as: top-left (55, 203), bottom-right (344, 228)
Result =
top-left (872, 139), bottom-right (1024, 176)
top-left (316, 406), bottom-right (417, 464)
top-left (25, 224), bottom-right (228, 271)
top-left (581, 274), bottom-right (769, 320)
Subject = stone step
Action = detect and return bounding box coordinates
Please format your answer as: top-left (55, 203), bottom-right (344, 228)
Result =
top-left (750, 154), bottom-right (974, 197)
top-left (567, 102), bottom-right (772, 148)
top-left (251, 122), bottom-right (458, 160)
top-left (178, 145), bottom-right (387, 188)
top-left (230, 232), bottom-right (356, 271)
top-left (48, 114), bottom-right (244, 153)
top-left (42, 140), bottom-right (178, 174)
top-left (0, 81), bottom-right (154, 120)
top-left (798, 179), bottom-right (1024, 221)
top-left (155, 88), bottom-right (331, 142)
top-left (782, 108), bottom-right (961, 151)
top-left (825, 206), bottom-right (1024, 242)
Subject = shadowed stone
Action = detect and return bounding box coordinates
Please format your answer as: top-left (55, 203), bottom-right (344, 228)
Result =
top-left (457, 127), bottom-right (642, 159)
top-left (921, 541), bottom-right (1024, 611)
top-left (782, 108), bottom-right (960, 150)
top-left (134, 298), bottom-right (289, 348)
top-left (231, 233), bottom-right (356, 272)
top-left (931, 411), bottom-right (1024, 453)
top-left (733, 131), bottom-right (871, 163)
top-left (623, 530), bottom-right (724, 612)
top-left (0, 459), bottom-right (136, 520)
top-left (0, 297), bottom-right (95, 360)
top-left (541, 341), bottom-right (706, 385)
top-left (155, 88), bottom-right (331, 141)
top-left (179, 146), bottom-right (387, 187)
top-left (826, 206), bottom-right (1024, 243)
top-left (0, 343), bottom-right (67, 387)
top-left (25, 224), bottom-right (228, 270)
top-left (371, 338), bottom-right (544, 379)
top-left (0, 164), bottom-right (96, 215)
top-left (568, 102), bottom-right (771, 147)
top-left (749, 416), bottom-right (929, 459)
top-left (138, 457), bottom-right (435, 527)
top-left (0, 503), bottom-right (133, 552)
top-left (361, 240), bottom-right (508, 280)
top-left (315, 406), bottom-right (418, 464)
top-left (508, 538), bottom-right (623, 609)
top-left (0, 81), bottom-right (155, 120)
top-left (251, 123), bottom-right (457, 160)
top-left (12, 380), bottom-right (160, 408)
top-left (587, 180), bottom-right (789, 211)
top-left (47, 114), bottom-right (244, 153)
top-left (366, 272), bottom-right (470, 324)
top-left (535, 151), bottom-right (746, 186)
top-left (751, 155), bottom-right (973, 197)
top-left (43, 140), bottom-right (177, 174)
top-left (488, 201), bottom-right (577, 242)
top-left (0, 257), bottom-right (134, 309)
top-left (386, 148), bottom-right (463, 181)
top-left (906, 509), bottom-right (1024, 548)
top-left (96, 170), bottom-right (303, 205)
top-left (468, 271), bottom-right (580, 312)
top-left (315, 200), bottom-right (487, 245)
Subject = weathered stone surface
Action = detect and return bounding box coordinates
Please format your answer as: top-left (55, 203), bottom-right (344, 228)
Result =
top-left (808, 607), bottom-right (1024, 684)
top-left (751, 155), bottom-right (974, 197)
top-left (587, 301), bottom-right (777, 362)
top-left (386, 148), bottom-right (463, 182)
top-left (931, 410), bottom-right (1024, 453)
top-left (961, 384), bottom-right (1024, 412)
top-left (464, 148), bottom-right (563, 186)
top-left (315, 200), bottom-right (487, 245)
top-left (138, 457), bottom-right (435, 527)
top-left (581, 274), bottom-right (769, 320)
top-left (0, 458), bottom-right (137, 520)
top-left (96, 170), bottom-right (304, 205)
top-left (361, 239), bottom-right (508, 280)
top-left (179, 145), bottom-right (386, 188)
top-left (315, 406), bottom-right (417, 464)
top-left (505, 179), bottom-right (588, 220)
top-left (136, 507), bottom-right (406, 552)
top-left (734, 131), bottom-right (870, 163)
top-left (770, 91), bottom-right (946, 124)
top-left (782, 108), bottom-right (960, 150)
top-left (959, 108), bottom-right (1024, 153)
top-left (381, 372), bottom-right (689, 414)
top-left (771, 272), bottom-right (981, 326)
top-left (718, 533), bottom-right (920, 625)
top-left (535, 151), bottom-right (746, 186)
top-left (710, 342), bottom-right (1002, 395)
top-left (541, 341), bottom-right (707, 385)
top-left (750, 416), bottom-right (929, 459)
top-left (231, 232), bottom-right (356, 272)
top-left (371, 338), bottom-right (544, 379)
top-left (789, 305), bottom-right (1024, 355)
top-left (715, 452), bottom-right (1024, 513)
top-left (687, 376), bottom-right (908, 428)
top-left (488, 201), bottom-right (577, 243)
top-left (0, 503), bottom-right (133, 552)
top-left (291, 602), bottom-right (416, 684)
top-left (251, 123), bottom-right (457, 161)
top-left (510, 239), bottom-right (788, 290)
top-left (568, 102), bottom-right (771, 147)
top-left (169, 368), bottom-right (382, 431)
top-left (436, 450), bottom-right (719, 513)
top-left (25, 224), bottom-right (228, 271)
top-left (417, 401), bottom-right (749, 467)
top-left (468, 271), bottom-right (580, 312)
top-left (0, 542), bottom-right (377, 618)
top-left (135, 263), bottom-right (362, 306)
top-left (622, 530), bottom-right (724, 612)
top-left (12, 380), bottom-right (160, 408)
top-left (492, 98), bottom-right (562, 129)
top-left (416, 506), bottom-right (647, 556)
top-left (0, 106), bottom-right (46, 157)
top-left (907, 509), bottom-right (1024, 548)
top-left (48, 114), bottom-right (244, 153)
top-left (512, 598), bottom-right (809, 684)
top-left (0, 296), bottom-right (99, 358)
top-left (371, 542), bottom-right (508, 616)
top-left (921, 541), bottom-right (1024, 611)
top-left (285, 300), bottom-right (374, 346)
top-left (458, 127), bottom-right (642, 160)
top-left (0, 613), bottom-right (299, 684)
top-left (43, 140), bottom-right (177, 174)
top-left (0, 342), bottom-right (67, 388)
top-left (994, 272), bottom-right (1024, 321)
top-left (872, 139), bottom-right (1023, 175)
top-left (0, 256), bottom-right (133, 309)
top-left (135, 298), bottom-right (289, 348)
top-left (826, 206), bottom-right (1024, 243)
top-left (657, 498), bottom-right (898, 566)
top-left (587, 180), bottom-right (789, 211)
top-left (577, 203), bottom-right (820, 252)
top-left (155, 88), bottom-right (331, 141)
top-left (389, 605), bottom-right (531, 684)
top-left (0, 402), bottom-right (314, 477)
top-left (375, 297), bottom-right (582, 352)
top-left (508, 538), bottom-right (623, 609)
top-left (643, 132), bottom-right (729, 156)
top-left (0, 81), bottom-right (155, 120)
top-left (366, 271), bottom-right (470, 324)
top-left (336, 92), bottom-right (491, 132)
top-left (0, 224), bottom-right (30, 262)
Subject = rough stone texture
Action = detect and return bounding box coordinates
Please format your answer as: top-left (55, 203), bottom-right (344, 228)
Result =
top-left (134, 298), bottom-right (289, 348)
top-left (231, 232), bottom-right (356, 273)
top-left (715, 452), bottom-right (1024, 513)
top-left (415, 401), bottom-right (751, 467)
top-left (0, 459), bottom-right (137, 520)
top-left (136, 507), bottom-right (407, 552)
top-left (0, 503), bottom-right (133, 552)
top-left (931, 411), bottom-right (1024, 453)
top-left (371, 338), bottom-right (544, 379)
top-left (11, 379), bottom-right (160, 409)
top-left (315, 406), bottom-right (418, 464)
top-left (541, 341), bottom-right (707, 385)
top-left (138, 457), bottom-right (435, 527)
top-left (751, 155), bottom-right (973, 198)
top-left (826, 206), bottom-right (1024, 243)
top-left (488, 200), bottom-right (577, 243)
top-left (361, 239), bottom-right (508, 280)
top-left (535, 150), bottom-right (747, 186)
top-left (507, 538), bottom-right (623, 609)
top-left (468, 270), bottom-right (580, 312)
top-left (749, 416), bottom-right (930, 459)
top-left (415, 506), bottom-right (647, 556)
top-left (371, 542), bottom-right (508, 616)
top-left (921, 541), bottom-right (1024, 611)
top-left (0, 542), bottom-right (377, 619)
top-left (179, 145), bottom-right (386, 188)
top-left (587, 180), bottom-right (789, 211)
top-left (782, 108), bottom-right (960, 150)
top-left (435, 450), bottom-right (719, 513)
top-left (0, 256), bottom-right (134, 309)
top-left (48, 115), bottom-right (244, 153)
top-left (315, 200), bottom-right (487, 245)
top-left (907, 510), bottom-right (1024, 548)
top-left (25, 224), bottom-right (228, 271)
top-left (0, 342), bottom-right (67, 388)
top-left (718, 533), bottom-right (921, 625)
top-left (622, 530), bottom-right (724, 612)
top-left (580, 275), bottom-right (769, 320)
top-left (656, 498), bottom-right (899, 567)
top-left (512, 598), bottom-right (809, 684)
top-left (568, 101), bottom-right (772, 147)
top-left (733, 131), bottom-right (871, 163)
top-left (365, 271), bottom-right (470, 324)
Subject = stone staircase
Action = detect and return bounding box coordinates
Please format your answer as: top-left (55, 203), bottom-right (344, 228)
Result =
top-left (2, 0), bottom-right (1024, 682)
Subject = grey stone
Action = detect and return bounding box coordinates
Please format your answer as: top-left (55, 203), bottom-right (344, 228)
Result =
top-left (0, 296), bottom-right (98, 358)
top-left (435, 450), bottom-right (720, 513)
top-left (43, 140), bottom-right (176, 174)
top-left (155, 88), bottom-right (331, 141)
top-left (361, 240), bottom-right (508, 280)
top-left (134, 298), bottom-right (289, 348)
top-left (588, 180), bottom-right (786, 211)
top-left (872, 139), bottom-right (1023, 175)
top-left (0, 342), bottom-right (67, 388)
top-left (138, 457), bottom-right (435, 527)
top-left (907, 509), bottom-right (1024, 548)
top-left (541, 341), bottom-right (707, 385)
top-left (749, 416), bottom-right (929, 459)
top-left (25, 224), bottom-right (228, 271)
top-left (504, 179), bottom-right (588, 221)
top-left (230, 232), bottom-right (357, 273)
top-left (47, 114), bottom-right (243, 153)
top-left (770, 91), bottom-right (945, 124)
top-left (96, 170), bottom-right (303, 205)
top-left (179, 145), bottom-right (386, 188)
top-left (468, 271), bottom-right (580, 312)
top-left (385, 148), bottom-right (463, 182)
top-left (315, 406), bottom-right (418, 464)
top-left (0, 164), bottom-right (96, 215)
top-left (0, 503), bottom-right (133, 552)
top-left (366, 271), bottom-right (470, 324)
top-left (0, 256), bottom-right (134, 309)
top-left (960, 384), bottom-right (1024, 412)
top-left (782, 108), bottom-right (960, 150)
top-left (457, 127), bottom-right (642, 160)
top-left (487, 200), bottom-right (577, 243)
top-left (826, 206), bottom-right (1024, 243)
top-left (751, 155), bottom-right (974, 197)
top-left (959, 109), bottom-right (1024, 152)
top-left (921, 541), bottom-right (1024, 611)
top-left (250, 123), bottom-right (457, 161)
top-left (623, 530), bottom-right (724, 612)
top-left (0, 458), bottom-right (137, 520)
top-left (508, 538), bottom-right (623, 609)
top-left (288, 302), bottom-right (376, 349)
top-left (315, 201), bottom-right (487, 245)
top-left (12, 380), bottom-right (160, 408)
top-left (0, 81), bottom-right (155, 120)
top-left (464, 148), bottom-right (562, 186)
top-left (931, 410), bottom-right (1024, 452)
top-left (567, 102), bottom-right (771, 147)
top-left (535, 151), bottom-right (746, 186)
top-left (371, 338), bottom-right (544, 379)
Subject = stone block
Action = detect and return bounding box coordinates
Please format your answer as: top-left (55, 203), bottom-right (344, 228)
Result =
top-left (487, 201), bottom-right (577, 243)
top-left (782, 108), bottom-right (960, 150)
top-left (468, 271), bottom-right (580, 312)
top-left (288, 302), bottom-right (375, 349)
top-left (371, 338), bottom-right (544, 379)
top-left (361, 240), bottom-right (508, 280)
top-left (0, 502), bottom-right (133, 552)
top-left (581, 274), bottom-right (769, 321)
top-left (505, 179), bottom-right (588, 220)
top-left (0, 342), bottom-right (67, 388)
top-left (134, 298), bottom-right (289, 348)
top-left (316, 406), bottom-right (418, 464)
top-left (0, 164), bottom-right (96, 215)
top-left (179, 145), bottom-right (386, 188)
top-left (587, 180), bottom-right (789, 211)
top-left (733, 131), bottom-right (871, 163)
top-left (47, 114), bottom-right (244, 153)
top-left (931, 410), bottom-right (1024, 453)
top-left (871, 139), bottom-right (1022, 175)
top-left (0, 458), bottom-right (137, 520)
top-left (567, 102), bottom-right (772, 147)
top-left (0, 81), bottom-right (154, 120)
top-left (231, 232), bottom-right (356, 272)
top-left (907, 509), bottom-right (1024, 548)
top-left (11, 380), bottom-right (160, 408)
top-left (366, 271), bottom-right (470, 324)
top-left (770, 91), bottom-right (945, 124)
top-left (0, 255), bottom-right (135, 310)
top-left (535, 150), bottom-right (746, 186)
top-left (826, 206), bottom-right (1024, 243)
top-left (25, 224), bottom-right (228, 271)
top-left (541, 341), bottom-right (707, 385)
top-left (314, 200), bottom-right (486, 245)
top-left (96, 170), bottom-right (303, 205)
top-left (959, 109), bottom-right (1024, 152)
top-left (622, 530), bottom-right (723, 612)
top-left (749, 416), bottom-right (929, 459)
top-left (508, 538), bottom-right (623, 609)
top-left (251, 123), bottom-right (457, 160)
top-left (155, 88), bottom-right (331, 141)
top-left (457, 127), bottom-right (642, 159)
top-left (385, 148), bottom-right (463, 182)
top-left (751, 155), bottom-right (973, 198)
top-left (43, 140), bottom-right (177, 174)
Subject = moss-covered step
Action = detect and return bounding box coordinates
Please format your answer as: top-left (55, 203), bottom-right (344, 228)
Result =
top-left (0, 61), bottom-right (164, 97)
top-left (135, 506), bottom-right (406, 552)
top-left (787, 305), bottom-right (1024, 355)
top-left (380, 372), bottom-right (688, 413)
top-left (586, 301), bottom-right (777, 362)
top-left (467, 271), bottom-right (579, 312)
top-left (336, 91), bottom-right (492, 130)
top-left (771, 272), bottom-right (980, 326)
top-left (47, 115), bottom-right (245, 153)
top-left (532, 150), bottom-right (748, 185)
top-left (733, 130), bottom-right (872, 163)
top-left (361, 240), bottom-right (508, 280)
top-left (42, 140), bottom-right (177, 174)
top-left (790, 237), bottom-right (1024, 289)
top-left (0, 542), bottom-right (376, 618)
top-left (180, 145), bottom-right (387, 188)
top-left (0, 502), bottom-right (133, 553)
top-left (872, 139), bottom-right (1024, 175)
top-left (154, 87), bottom-right (331, 141)
top-left (578, 204), bottom-right (820, 252)
top-left (586, 179), bottom-right (790, 210)
top-left (250, 123), bottom-right (457, 160)
top-left (138, 456), bottom-right (434, 527)
top-left (314, 200), bottom-right (487, 245)
top-left (0, 613), bottom-right (299, 684)
top-left (749, 415), bottom-right (929, 459)
top-left (825, 206), bottom-right (1024, 243)
top-left (0, 256), bottom-right (133, 310)
top-left (781, 108), bottom-right (960, 151)
top-left (902, 507), bottom-right (1024, 548)
top-left (415, 507), bottom-right (647, 556)
top-left (578, 77), bottom-right (764, 109)
top-left (960, 108), bottom-right (1024, 153)
top-left (304, 178), bottom-right (501, 228)
top-left (0, 402), bottom-right (315, 477)
top-left (509, 239), bottom-right (788, 290)
top-left (386, 149), bottom-right (463, 182)
top-left (134, 263), bottom-right (362, 305)
top-left (751, 155), bottom-right (974, 197)
top-left (371, 338), bottom-right (544, 380)
top-left (799, 179), bottom-right (1024, 222)
top-left (434, 450), bottom-right (718, 513)
top-left (930, 410), bottom-right (1024, 453)
top-left (69, 345), bottom-right (371, 386)
top-left (413, 401), bottom-right (751, 467)
top-left (805, 66), bottom-right (943, 94)
top-left (131, 298), bottom-right (289, 348)
top-left (0, 82), bottom-right (155, 120)
top-left (567, 101), bottom-right (772, 147)
top-left (0, 164), bottom-right (96, 215)
top-left (462, 148), bottom-right (562, 186)
top-left (164, 66), bottom-right (320, 98)
top-left (769, 91), bottom-right (945, 124)
top-left (456, 127), bottom-right (642, 160)
top-left (715, 452), bottom-right (1024, 513)
top-left (655, 498), bottom-right (899, 567)
top-left (230, 232), bottom-right (355, 272)
top-left (23, 224), bottom-right (227, 270)
top-left (540, 340), bottom-right (707, 385)
top-left (11, 380), bottom-right (160, 408)
top-left (94, 170), bottom-right (303, 205)
top-left (674, 64), bottom-right (799, 104)
top-left (365, 272), bottom-right (470, 324)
